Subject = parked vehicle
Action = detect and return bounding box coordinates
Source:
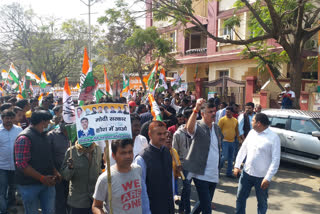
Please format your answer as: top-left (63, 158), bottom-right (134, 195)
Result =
top-left (263, 109), bottom-right (320, 170)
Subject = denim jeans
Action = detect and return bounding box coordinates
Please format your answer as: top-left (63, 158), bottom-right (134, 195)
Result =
top-left (236, 171), bottom-right (268, 214)
top-left (0, 169), bottom-right (15, 214)
top-left (179, 170), bottom-right (191, 214)
top-left (193, 178), bottom-right (217, 214)
top-left (17, 184), bottom-right (55, 214)
top-left (220, 141), bottom-right (235, 175)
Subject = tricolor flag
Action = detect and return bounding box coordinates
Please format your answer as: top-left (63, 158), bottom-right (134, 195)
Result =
top-left (40, 71), bottom-right (51, 88)
top-left (26, 69), bottom-right (40, 83)
top-left (38, 92), bottom-right (49, 105)
top-left (120, 72), bottom-right (130, 98)
top-left (147, 61), bottom-right (159, 91)
top-left (104, 66), bottom-right (113, 96)
top-left (9, 63), bottom-right (19, 85)
top-left (171, 69), bottom-right (185, 91)
top-left (63, 77), bottom-right (76, 124)
top-left (29, 82), bottom-right (33, 95)
top-left (80, 47), bottom-right (95, 89)
top-left (21, 77), bottom-right (27, 98)
top-left (17, 94), bottom-right (24, 100)
top-left (155, 68), bottom-right (167, 93)
top-left (148, 93), bottom-right (162, 121)
top-left (1, 70), bottom-right (8, 80)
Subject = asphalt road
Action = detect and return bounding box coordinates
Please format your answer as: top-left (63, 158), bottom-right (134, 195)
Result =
top-left (185, 160), bottom-right (320, 214)
top-left (11, 160), bottom-right (320, 214)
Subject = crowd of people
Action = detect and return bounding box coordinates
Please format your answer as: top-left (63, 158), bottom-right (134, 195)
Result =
top-left (0, 90), bottom-right (280, 214)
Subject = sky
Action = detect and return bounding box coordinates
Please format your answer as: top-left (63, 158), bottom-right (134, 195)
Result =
top-left (0, 0), bottom-right (145, 27)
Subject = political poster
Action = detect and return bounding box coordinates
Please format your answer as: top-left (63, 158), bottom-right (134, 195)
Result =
top-left (75, 103), bottom-right (132, 144)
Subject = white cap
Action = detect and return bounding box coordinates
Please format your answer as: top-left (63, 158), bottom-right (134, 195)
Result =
top-left (284, 83), bottom-right (290, 88)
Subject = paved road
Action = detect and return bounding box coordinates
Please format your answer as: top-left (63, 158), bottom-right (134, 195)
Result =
top-left (11, 160), bottom-right (320, 214)
top-left (185, 160), bottom-right (320, 213)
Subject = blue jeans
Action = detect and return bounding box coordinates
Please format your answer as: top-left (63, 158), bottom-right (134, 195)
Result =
top-left (236, 171), bottom-right (268, 214)
top-left (193, 178), bottom-right (217, 214)
top-left (0, 170), bottom-right (15, 214)
top-left (17, 184), bottom-right (55, 214)
top-left (179, 170), bottom-right (191, 214)
top-left (220, 141), bottom-right (235, 175)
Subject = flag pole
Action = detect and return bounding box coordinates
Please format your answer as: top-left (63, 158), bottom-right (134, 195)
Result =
top-left (105, 140), bottom-right (113, 214)
top-left (171, 151), bottom-right (185, 180)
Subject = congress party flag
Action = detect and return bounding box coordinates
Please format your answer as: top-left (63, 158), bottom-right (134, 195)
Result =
top-left (63, 77), bottom-right (76, 124)
top-left (148, 93), bottom-right (163, 121)
top-left (80, 47), bottom-right (95, 89)
top-left (1, 70), bottom-right (8, 80)
top-left (171, 69), bottom-right (185, 91)
top-left (40, 71), bottom-right (51, 88)
top-left (155, 68), bottom-right (167, 93)
top-left (147, 60), bottom-right (159, 91)
top-left (120, 72), bottom-right (130, 98)
top-left (26, 69), bottom-right (40, 83)
top-left (104, 66), bottom-right (113, 96)
top-left (9, 63), bottom-right (19, 85)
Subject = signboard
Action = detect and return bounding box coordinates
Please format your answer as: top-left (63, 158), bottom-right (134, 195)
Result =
top-left (129, 76), bottom-right (148, 90)
top-left (208, 92), bottom-right (217, 99)
top-left (75, 103), bottom-right (132, 144)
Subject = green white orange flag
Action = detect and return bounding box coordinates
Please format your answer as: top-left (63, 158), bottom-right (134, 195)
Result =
top-left (120, 72), bottom-right (130, 97)
top-left (21, 77), bottom-right (27, 98)
top-left (155, 68), bottom-right (167, 93)
top-left (171, 69), bottom-right (185, 91)
top-left (9, 63), bottom-right (19, 85)
top-left (29, 82), bottom-right (33, 95)
top-left (63, 77), bottom-right (76, 124)
top-left (147, 60), bottom-right (159, 91)
top-left (1, 70), bottom-right (8, 80)
top-left (40, 71), bottom-right (51, 88)
top-left (80, 47), bottom-right (95, 89)
top-left (38, 92), bottom-right (49, 106)
top-left (104, 66), bottom-right (113, 96)
top-left (148, 93), bottom-right (163, 121)
top-left (26, 69), bottom-right (40, 83)
top-left (16, 94), bottom-right (23, 100)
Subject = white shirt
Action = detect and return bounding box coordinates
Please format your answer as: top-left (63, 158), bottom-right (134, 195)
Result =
top-left (235, 127), bottom-right (281, 181)
top-left (187, 123), bottom-right (220, 183)
top-left (281, 90), bottom-right (295, 98)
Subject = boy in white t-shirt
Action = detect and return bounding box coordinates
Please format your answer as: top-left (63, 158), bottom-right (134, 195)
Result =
top-left (92, 139), bottom-right (143, 214)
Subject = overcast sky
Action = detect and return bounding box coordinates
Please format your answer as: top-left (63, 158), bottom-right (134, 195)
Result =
top-left (0, 0), bottom-right (145, 27)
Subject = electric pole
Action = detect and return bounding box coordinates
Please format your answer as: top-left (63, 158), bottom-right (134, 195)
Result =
top-left (80, 0), bottom-right (98, 59)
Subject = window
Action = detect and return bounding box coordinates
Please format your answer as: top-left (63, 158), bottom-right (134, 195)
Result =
top-left (169, 31), bottom-right (176, 52)
top-left (218, 70), bottom-right (229, 78)
top-left (223, 26), bottom-right (233, 40)
top-left (270, 117), bottom-right (287, 129)
top-left (290, 119), bottom-right (318, 135)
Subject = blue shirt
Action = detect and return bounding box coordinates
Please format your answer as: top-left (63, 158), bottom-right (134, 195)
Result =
top-left (238, 113), bottom-right (254, 136)
top-left (0, 124), bottom-right (23, 170)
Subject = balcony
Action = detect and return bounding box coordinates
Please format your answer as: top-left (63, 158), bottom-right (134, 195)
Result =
top-left (185, 48), bottom-right (207, 56)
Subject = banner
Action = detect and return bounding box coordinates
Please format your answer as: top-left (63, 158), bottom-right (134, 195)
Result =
top-left (76, 103), bottom-right (132, 144)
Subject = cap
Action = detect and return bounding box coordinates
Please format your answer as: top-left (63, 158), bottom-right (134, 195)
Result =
top-left (128, 101), bottom-right (137, 107)
top-left (284, 83), bottom-right (290, 88)
top-left (164, 98), bottom-right (170, 101)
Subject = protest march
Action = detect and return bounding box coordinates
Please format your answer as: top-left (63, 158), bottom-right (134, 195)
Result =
top-left (0, 47), bottom-right (280, 214)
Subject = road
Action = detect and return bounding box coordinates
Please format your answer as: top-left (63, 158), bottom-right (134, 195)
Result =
top-left (185, 160), bottom-right (320, 213)
top-left (11, 160), bottom-right (320, 214)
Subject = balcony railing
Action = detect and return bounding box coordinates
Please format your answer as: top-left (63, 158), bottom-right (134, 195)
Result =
top-left (185, 48), bottom-right (207, 55)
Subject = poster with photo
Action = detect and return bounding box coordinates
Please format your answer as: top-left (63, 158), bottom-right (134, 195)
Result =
top-left (75, 103), bottom-right (132, 144)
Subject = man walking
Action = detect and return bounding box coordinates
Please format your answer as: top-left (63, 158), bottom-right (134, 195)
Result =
top-left (92, 139), bottom-right (143, 214)
top-left (135, 121), bottom-right (174, 214)
top-left (238, 102), bottom-right (255, 141)
top-left (234, 113), bottom-right (281, 214)
top-left (0, 110), bottom-right (22, 214)
top-left (218, 106), bottom-right (239, 178)
top-left (185, 98), bottom-right (223, 214)
top-left (14, 110), bottom-right (60, 214)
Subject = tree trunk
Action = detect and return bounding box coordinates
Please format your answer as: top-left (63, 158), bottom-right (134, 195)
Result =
top-left (288, 59), bottom-right (304, 109)
top-left (138, 69), bottom-right (147, 93)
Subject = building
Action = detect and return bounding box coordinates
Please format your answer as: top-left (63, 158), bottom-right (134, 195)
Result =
top-left (146, 0), bottom-right (319, 109)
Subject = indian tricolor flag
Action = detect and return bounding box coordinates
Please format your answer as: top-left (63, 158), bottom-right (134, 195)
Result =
top-left (63, 77), bottom-right (76, 124)
top-left (38, 92), bottom-right (49, 105)
top-left (1, 70), bottom-right (8, 80)
top-left (104, 66), bottom-right (113, 96)
top-left (120, 72), bottom-right (130, 98)
top-left (26, 69), bottom-right (40, 83)
top-left (9, 63), bottom-right (19, 85)
top-left (147, 60), bottom-right (159, 91)
top-left (148, 93), bottom-right (163, 121)
top-left (80, 47), bottom-right (95, 89)
top-left (40, 71), bottom-right (51, 88)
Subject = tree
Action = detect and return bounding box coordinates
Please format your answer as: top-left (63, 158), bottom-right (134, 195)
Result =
top-left (98, 0), bottom-right (174, 92)
top-left (143, 0), bottom-right (320, 108)
top-left (0, 3), bottom-right (94, 86)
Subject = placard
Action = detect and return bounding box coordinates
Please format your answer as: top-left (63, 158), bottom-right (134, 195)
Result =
top-left (76, 103), bottom-right (132, 144)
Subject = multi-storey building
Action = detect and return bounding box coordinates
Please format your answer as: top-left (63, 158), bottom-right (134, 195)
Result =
top-left (146, 0), bottom-right (319, 109)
